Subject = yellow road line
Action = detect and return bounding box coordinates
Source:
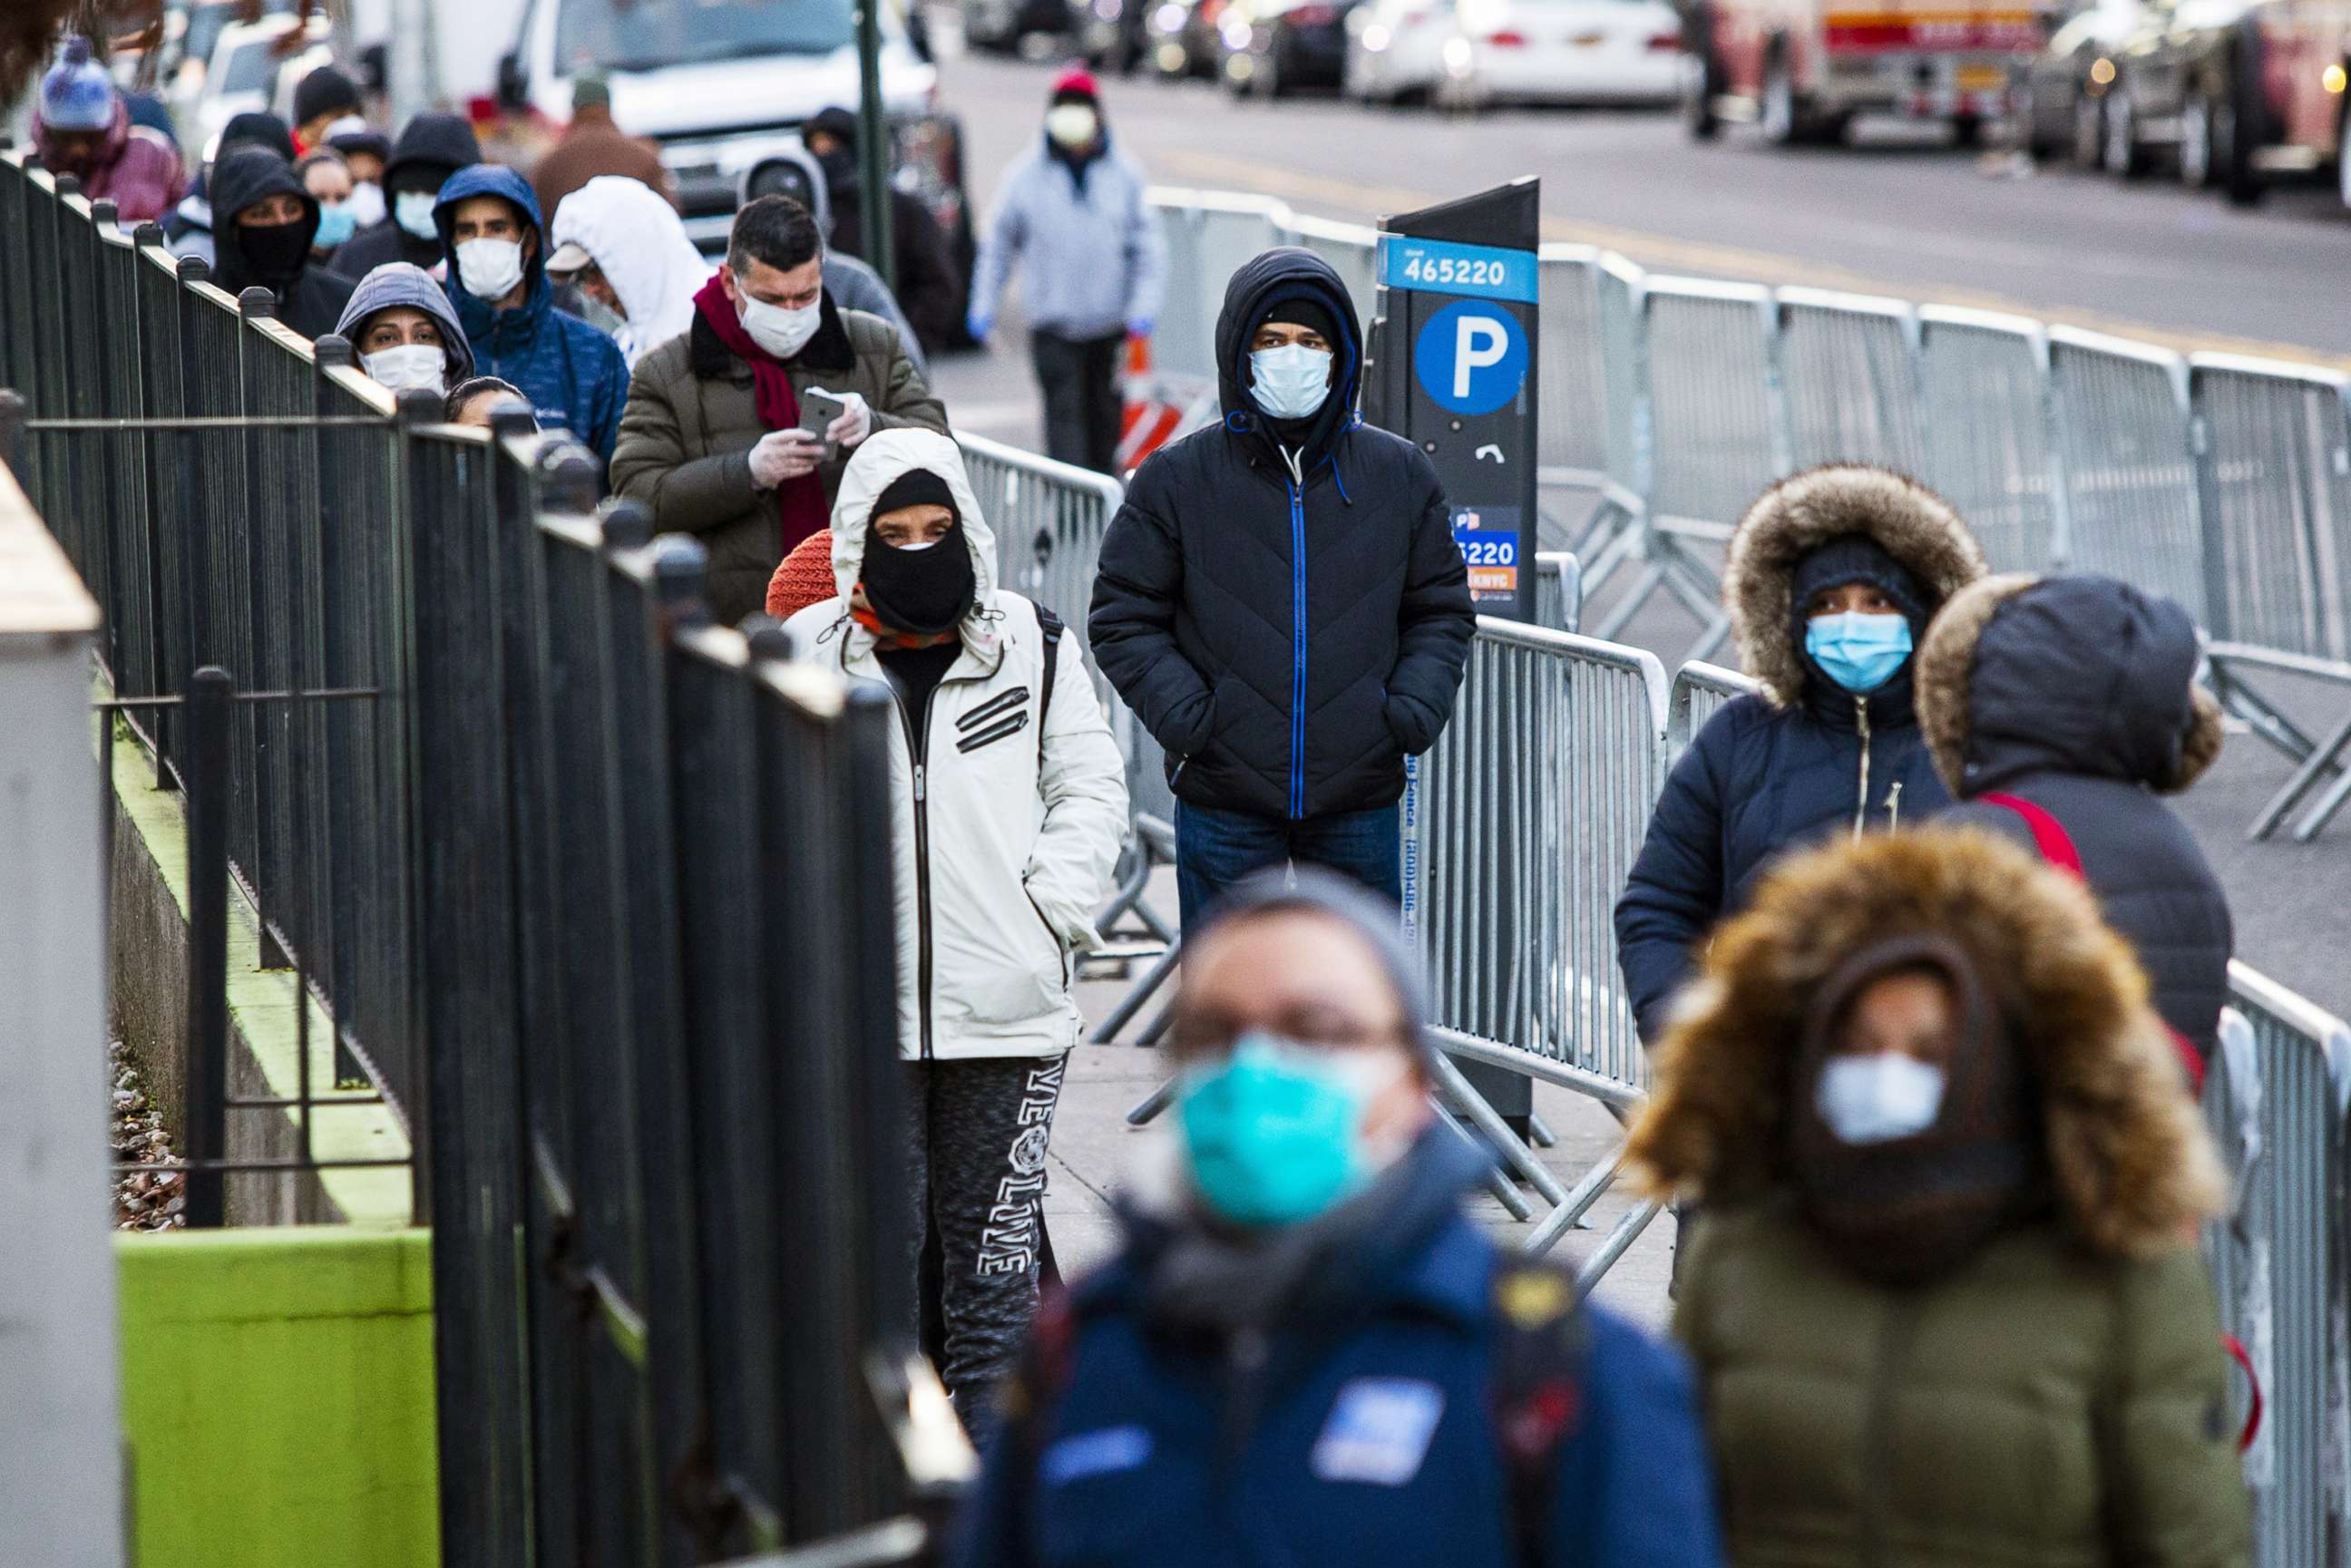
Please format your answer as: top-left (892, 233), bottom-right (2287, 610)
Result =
top-left (1156, 146), bottom-right (2351, 371)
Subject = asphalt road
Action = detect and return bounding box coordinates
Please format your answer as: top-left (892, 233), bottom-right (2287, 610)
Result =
top-left (929, 34), bottom-right (2351, 1024)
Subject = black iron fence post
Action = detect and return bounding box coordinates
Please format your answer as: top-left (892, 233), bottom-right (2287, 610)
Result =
top-left (0, 387), bottom-right (24, 478)
top-left (183, 667), bottom-right (233, 1229)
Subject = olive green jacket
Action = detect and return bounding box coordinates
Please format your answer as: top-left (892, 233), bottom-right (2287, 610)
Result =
top-left (608, 297), bottom-right (948, 625)
top-left (1676, 1201), bottom-right (2249, 1568)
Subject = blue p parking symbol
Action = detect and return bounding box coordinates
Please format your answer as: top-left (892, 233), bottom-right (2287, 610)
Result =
top-left (1413, 300), bottom-right (1529, 417)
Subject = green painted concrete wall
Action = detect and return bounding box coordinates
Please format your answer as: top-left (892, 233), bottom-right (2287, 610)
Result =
top-left (117, 1227), bottom-right (439, 1568)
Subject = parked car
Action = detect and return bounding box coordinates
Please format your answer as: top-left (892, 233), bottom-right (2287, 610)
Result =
top-left (2013, 0), bottom-right (2144, 161)
top-left (1682, 0), bottom-right (2050, 144)
top-left (1348, 0), bottom-right (1683, 107)
top-left (2100, 0), bottom-right (2351, 201)
top-left (1222, 0), bottom-right (1366, 93)
top-left (1146, 0), bottom-right (1236, 75)
top-left (960, 0), bottom-right (1083, 52)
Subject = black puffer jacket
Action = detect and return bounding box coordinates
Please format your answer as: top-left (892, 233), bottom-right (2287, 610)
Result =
top-left (1088, 248), bottom-right (1473, 820)
top-left (1614, 467), bottom-right (1986, 1041)
top-left (208, 146), bottom-right (355, 340)
top-left (1917, 572), bottom-right (2232, 1066)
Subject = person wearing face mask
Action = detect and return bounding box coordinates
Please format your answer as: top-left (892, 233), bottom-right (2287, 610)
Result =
top-left (335, 262), bottom-right (475, 399)
top-left (330, 112), bottom-right (483, 282)
top-left (297, 150), bottom-right (357, 262)
top-left (166, 113), bottom-right (298, 264)
top-left (612, 196), bottom-right (947, 624)
top-left (288, 66), bottom-right (364, 157)
top-left (780, 429), bottom-right (1127, 1438)
top-left (1090, 249), bottom-right (1473, 929)
top-left (800, 106), bottom-right (967, 356)
top-left (739, 145), bottom-right (929, 375)
top-left (952, 867), bottom-right (1725, 1568)
top-left (325, 123), bottom-right (391, 231)
top-left (429, 164), bottom-right (631, 465)
top-left (543, 176), bottom-right (710, 366)
top-left (531, 74), bottom-right (676, 225)
top-left (1615, 466), bottom-right (1986, 1049)
top-left (966, 71), bottom-right (1166, 474)
top-left (1917, 574), bottom-right (2232, 1085)
top-left (32, 35), bottom-right (185, 226)
top-left (1625, 828), bottom-right (2249, 1568)
top-left (208, 146), bottom-right (356, 340)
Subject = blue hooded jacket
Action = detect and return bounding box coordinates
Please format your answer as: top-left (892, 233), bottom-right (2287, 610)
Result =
top-left (434, 164), bottom-right (629, 463)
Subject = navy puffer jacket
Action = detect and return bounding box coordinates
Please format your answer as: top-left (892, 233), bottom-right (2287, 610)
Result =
top-left (1089, 248), bottom-right (1474, 820)
top-left (1614, 467), bottom-right (1986, 1041)
top-left (1917, 572), bottom-right (2232, 1067)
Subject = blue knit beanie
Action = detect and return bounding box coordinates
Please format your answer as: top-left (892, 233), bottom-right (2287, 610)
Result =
top-left (42, 37), bottom-right (116, 134)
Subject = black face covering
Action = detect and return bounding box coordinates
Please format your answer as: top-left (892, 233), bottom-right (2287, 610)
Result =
top-left (238, 219), bottom-right (313, 287)
top-left (815, 147), bottom-right (858, 193)
top-left (861, 523), bottom-right (976, 637)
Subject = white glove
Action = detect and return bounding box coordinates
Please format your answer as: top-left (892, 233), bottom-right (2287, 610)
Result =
top-left (748, 429), bottom-right (822, 489)
top-left (824, 390), bottom-right (873, 449)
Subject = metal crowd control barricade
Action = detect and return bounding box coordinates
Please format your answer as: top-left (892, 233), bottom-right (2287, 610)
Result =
top-left (1917, 306), bottom-right (2062, 573)
top-left (2047, 326), bottom-right (2206, 622)
top-left (1773, 287), bottom-right (1924, 475)
top-left (1566, 253), bottom-right (1651, 600)
top-left (1284, 210), bottom-right (1380, 328)
top-left (1146, 188), bottom-right (1287, 385)
top-left (1404, 619), bottom-right (1673, 1287)
top-left (1534, 550), bottom-right (1582, 634)
top-left (2188, 355), bottom-right (2351, 842)
top-left (2203, 966), bottom-right (2351, 1568)
top-left (1667, 660), bottom-right (1761, 758)
top-left (1536, 244), bottom-right (1612, 496)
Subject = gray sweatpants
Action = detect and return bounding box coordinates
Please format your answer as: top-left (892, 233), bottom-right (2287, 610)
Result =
top-left (904, 1055), bottom-right (1068, 1440)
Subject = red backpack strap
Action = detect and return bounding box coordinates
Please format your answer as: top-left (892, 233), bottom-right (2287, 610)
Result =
top-left (1976, 792), bottom-right (2084, 878)
top-left (2222, 1333), bottom-right (2263, 1453)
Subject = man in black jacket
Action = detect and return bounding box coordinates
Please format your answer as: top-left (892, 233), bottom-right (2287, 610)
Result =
top-left (1089, 248), bottom-right (1474, 927)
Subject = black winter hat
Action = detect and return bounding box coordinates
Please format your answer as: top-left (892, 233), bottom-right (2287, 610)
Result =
top-left (217, 110), bottom-right (297, 164)
top-left (383, 112), bottom-right (483, 193)
top-left (292, 66), bottom-right (361, 128)
top-left (806, 106), bottom-right (861, 151)
top-left (1791, 534), bottom-right (1929, 628)
top-left (871, 468), bottom-right (959, 522)
top-left (1254, 294), bottom-right (1340, 349)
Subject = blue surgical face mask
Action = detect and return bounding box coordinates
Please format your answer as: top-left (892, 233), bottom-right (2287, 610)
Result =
top-left (395, 190), bottom-right (441, 241)
top-left (1249, 343), bottom-right (1333, 422)
top-left (1176, 1031), bottom-right (1396, 1228)
top-left (1805, 610), bottom-right (1913, 695)
top-left (312, 200), bottom-right (356, 249)
top-left (1815, 1053), bottom-right (1946, 1144)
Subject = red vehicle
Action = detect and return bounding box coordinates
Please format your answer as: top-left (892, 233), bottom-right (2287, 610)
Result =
top-left (1683, 0), bottom-right (2052, 143)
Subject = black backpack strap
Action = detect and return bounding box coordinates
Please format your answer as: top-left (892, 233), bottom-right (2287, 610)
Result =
top-left (1036, 607), bottom-right (1065, 767)
top-left (1489, 1260), bottom-right (1589, 1568)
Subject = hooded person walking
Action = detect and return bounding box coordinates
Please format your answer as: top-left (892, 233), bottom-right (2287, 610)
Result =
top-left (543, 175), bottom-right (710, 365)
top-left (800, 105), bottom-right (965, 355)
top-left (1615, 466), bottom-right (1987, 1045)
top-left (1625, 827), bottom-right (2249, 1568)
top-left (208, 146), bottom-right (356, 339)
top-left (33, 35), bottom-right (185, 224)
top-left (781, 428), bottom-right (1127, 1437)
top-left (952, 868), bottom-right (1726, 1568)
top-left (336, 261), bottom-right (475, 399)
top-left (742, 147), bottom-right (927, 372)
top-left (1089, 248), bottom-right (1474, 928)
top-left (434, 164), bottom-right (631, 464)
top-left (332, 112), bottom-right (483, 280)
top-left (1916, 573), bottom-right (2232, 1082)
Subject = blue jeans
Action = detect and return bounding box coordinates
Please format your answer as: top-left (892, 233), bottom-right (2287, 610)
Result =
top-left (1176, 801), bottom-right (1402, 933)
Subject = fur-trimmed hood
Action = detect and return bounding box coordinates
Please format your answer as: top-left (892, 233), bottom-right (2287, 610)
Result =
top-left (1917, 572), bottom-right (2225, 798)
top-left (1724, 466), bottom-right (1986, 707)
top-left (1624, 828), bottom-right (2224, 1258)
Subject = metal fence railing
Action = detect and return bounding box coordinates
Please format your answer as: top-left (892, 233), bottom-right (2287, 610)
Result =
top-left (1145, 185), bottom-right (2351, 840)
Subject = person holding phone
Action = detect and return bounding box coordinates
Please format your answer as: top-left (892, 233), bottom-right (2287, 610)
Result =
top-left (611, 196), bottom-right (948, 624)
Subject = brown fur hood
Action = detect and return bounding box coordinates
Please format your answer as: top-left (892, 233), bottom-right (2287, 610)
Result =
top-left (1624, 827), bottom-right (2224, 1257)
top-left (1724, 465), bottom-right (1987, 707)
top-left (1917, 573), bottom-right (2226, 797)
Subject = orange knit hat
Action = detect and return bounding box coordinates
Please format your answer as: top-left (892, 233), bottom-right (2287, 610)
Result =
top-left (766, 529), bottom-right (839, 620)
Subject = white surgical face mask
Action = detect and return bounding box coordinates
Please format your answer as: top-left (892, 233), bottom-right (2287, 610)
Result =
top-left (395, 190), bottom-right (440, 239)
top-left (347, 180), bottom-right (386, 229)
top-left (456, 237), bottom-right (527, 303)
top-left (738, 291), bottom-right (821, 359)
top-left (1249, 343), bottom-right (1333, 421)
top-left (361, 343), bottom-right (448, 394)
top-left (1814, 1054), bottom-right (1946, 1145)
top-left (1045, 104), bottom-right (1098, 149)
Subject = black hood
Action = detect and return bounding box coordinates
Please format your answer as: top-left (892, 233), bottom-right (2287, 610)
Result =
top-left (217, 111), bottom-right (296, 162)
top-left (1214, 247), bottom-right (1362, 472)
top-left (1929, 574), bottom-right (2209, 792)
top-left (209, 146), bottom-right (318, 296)
top-left (383, 112), bottom-right (483, 194)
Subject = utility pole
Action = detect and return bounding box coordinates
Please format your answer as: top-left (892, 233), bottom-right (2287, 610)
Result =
top-left (854, 0), bottom-right (897, 291)
top-left (388, 0), bottom-right (431, 126)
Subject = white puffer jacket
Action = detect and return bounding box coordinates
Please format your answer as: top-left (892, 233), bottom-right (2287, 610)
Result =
top-left (784, 429), bottom-right (1129, 1061)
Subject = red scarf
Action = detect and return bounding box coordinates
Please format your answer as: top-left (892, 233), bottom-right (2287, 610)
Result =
top-left (693, 274), bottom-right (828, 555)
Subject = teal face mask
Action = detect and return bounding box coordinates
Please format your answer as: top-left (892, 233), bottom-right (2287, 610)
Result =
top-left (1176, 1031), bottom-right (1384, 1228)
top-left (1805, 611), bottom-right (1913, 695)
top-left (312, 201), bottom-right (356, 249)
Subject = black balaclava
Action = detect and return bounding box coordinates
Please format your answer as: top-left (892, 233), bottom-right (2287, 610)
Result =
top-left (807, 107), bottom-right (862, 194)
top-left (1251, 292), bottom-right (1344, 449)
top-left (1788, 933), bottom-right (2043, 1287)
top-left (860, 469), bottom-right (975, 637)
top-left (238, 219), bottom-right (313, 287)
